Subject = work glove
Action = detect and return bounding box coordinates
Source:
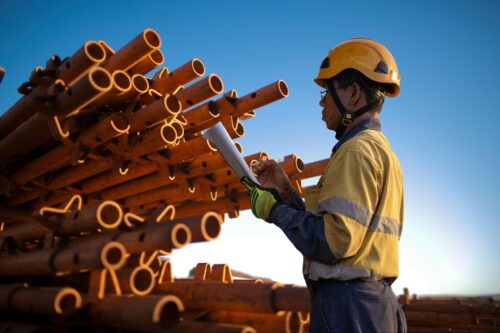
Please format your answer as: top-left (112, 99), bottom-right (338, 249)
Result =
top-left (241, 176), bottom-right (284, 222)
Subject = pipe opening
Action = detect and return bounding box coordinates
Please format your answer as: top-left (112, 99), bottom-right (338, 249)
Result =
top-left (113, 71), bottom-right (132, 92)
top-left (208, 74), bottom-right (224, 93)
top-left (165, 95), bottom-right (181, 114)
top-left (226, 170), bottom-right (232, 176)
top-left (144, 29), bottom-right (161, 48)
top-left (90, 68), bottom-right (112, 91)
top-left (157, 301), bottom-right (180, 328)
top-left (208, 101), bottom-right (220, 117)
top-left (105, 247), bottom-right (123, 265)
top-left (295, 157), bottom-right (305, 172)
top-left (150, 50), bottom-right (164, 64)
top-left (132, 267), bottom-right (154, 294)
top-left (235, 122), bottom-right (245, 137)
top-left (86, 42), bottom-right (106, 62)
top-left (138, 232), bottom-right (146, 242)
top-left (57, 293), bottom-right (78, 314)
top-left (286, 311), bottom-right (301, 333)
top-left (171, 121), bottom-right (184, 139)
top-left (202, 213), bottom-right (222, 240)
top-left (201, 161), bottom-right (208, 168)
top-left (279, 80), bottom-right (289, 97)
top-left (132, 74), bottom-right (149, 93)
top-left (192, 59), bottom-right (206, 77)
top-left (65, 61), bottom-right (71, 69)
top-left (172, 225), bottom-right (191, 248)
top-left (161, 124), bottom-right (177, 144)
top-left (98, 201), bottom-right (122, 229)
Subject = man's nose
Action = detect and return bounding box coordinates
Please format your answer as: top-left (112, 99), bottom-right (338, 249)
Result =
top-left (319, 98), bottom-right (325, 107)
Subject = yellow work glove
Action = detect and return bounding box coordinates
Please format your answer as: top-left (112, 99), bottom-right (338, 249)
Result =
top-left (241, 177), bottom-right (283, 222)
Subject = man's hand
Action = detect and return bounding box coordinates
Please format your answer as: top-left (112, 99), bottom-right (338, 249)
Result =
top-left (241, 177), bottom-right (282, 222)
top-left (251, 159), bottom-right (296, 204)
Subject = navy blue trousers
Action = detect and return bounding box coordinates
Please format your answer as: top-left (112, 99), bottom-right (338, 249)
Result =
top-left (309, 279), bottom-right (407, 333)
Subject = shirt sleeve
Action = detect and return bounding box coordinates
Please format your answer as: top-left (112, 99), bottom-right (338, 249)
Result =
top-left (269, 204), bottom-right (338, 265)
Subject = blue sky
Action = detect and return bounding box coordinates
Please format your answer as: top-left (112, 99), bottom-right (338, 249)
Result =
top-left (1, 0), bottom-right (499, 295)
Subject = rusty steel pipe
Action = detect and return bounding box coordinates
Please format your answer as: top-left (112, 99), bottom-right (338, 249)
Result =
top-left (102, 28), bottom-right (161, 72)
top-left (0, 220), bottom-right (51, 245)
top-left (98, 40), bottom-right (115, 60)
top-left (299, 158), bottom-right (329, 179)
top-left (0, 241), bottom-right (127, 278)
top-left (128, 49), bottom-right (164, 75)
top-left (114, 265), bottom-right (157, 296)
top-left (55, 200), bottom-right (123, 234)
top-left (57, 40), bottom-right (107, 85)
top-left (0, 42), bottom-right (106, 139)
top-left (55, 66), bottom-right (113, 117)
top-left (229, 80), bottom-right (289, 118)
top-left (154, 281), bottom-right (310, 313)
top-left (124, 183), bottom-right (197, 207)
top-left (82, 162), bottom-right (159, 194)
top-left (128, 94), bottom-right (182, 133)
top-left (111, 73), bottom-right (150, 105)
top-left (10, 143), bottom-right (77, 187)
top-left (175, 74), bottom-right (224, 110)
top-left (81, 147), bottom-right (256, 197)
top-left (183, 100), bottom-right (220, 132)
top-left (77, 113), bottom-right (129, 149)
top-left (42, 157), bottom-right (114, 194)
top-left (281, 154), bottom-right (305, 176)
top-left (93, 70), bottom-right (132, 106)
top-left (206, 311), bottom-right (301, 333)
top-left (172, 212), bottom-right (223, 243)
top-left (67, 216), bottom-right (193, 255)
top-left (128, 122), bottom-right (178, 159)
top-left (173, 191), bottom-right (250, 219)
top-left (0, 322), bottom-right (51, 333)
top-left (152, 59), bottom-right (205, 94)
top-left (90, 294), bottom-right (183, 331)
top-left (169, 322), bottom-right (257, 333)
top-left (0, 67), bottom-right (112, 165)
top-left (186, 90), bottom-right (237, 135)
top-left (0, 284), bottom-right (82, 316)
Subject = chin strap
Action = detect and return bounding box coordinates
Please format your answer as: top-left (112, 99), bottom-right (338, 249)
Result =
top-left (326, 80), bottom-right (380, 140)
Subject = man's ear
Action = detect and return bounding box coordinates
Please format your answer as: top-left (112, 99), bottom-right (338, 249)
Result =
top-left (349, 82), bottom-right (362, 106)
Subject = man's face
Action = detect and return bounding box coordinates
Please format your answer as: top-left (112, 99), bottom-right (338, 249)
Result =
top-left (319, 80), bottom-right (352, 131)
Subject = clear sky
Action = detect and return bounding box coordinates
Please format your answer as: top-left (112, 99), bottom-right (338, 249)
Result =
top-left (1, 0), bottom-right (499, 295)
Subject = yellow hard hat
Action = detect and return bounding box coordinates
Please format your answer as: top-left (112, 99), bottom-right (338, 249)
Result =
top-left (314, 38), bottom-right (400, 97)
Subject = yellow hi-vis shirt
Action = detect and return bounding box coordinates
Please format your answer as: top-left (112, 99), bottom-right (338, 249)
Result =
top-left (303, 121), bottom-right (404, 281)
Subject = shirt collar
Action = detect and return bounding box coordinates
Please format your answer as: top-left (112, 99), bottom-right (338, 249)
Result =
top-left (332, 117), bottom-right (381, 153)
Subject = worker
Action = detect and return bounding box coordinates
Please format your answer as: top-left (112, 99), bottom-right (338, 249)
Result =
top-left (242, 38), bottom-right (406, 332)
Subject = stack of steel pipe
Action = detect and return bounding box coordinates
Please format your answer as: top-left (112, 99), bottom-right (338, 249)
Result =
top-left (0, 29), bottom-right (336, 332)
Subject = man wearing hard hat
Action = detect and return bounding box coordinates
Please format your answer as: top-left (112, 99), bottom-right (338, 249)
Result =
top-left (243, 38), bottom-right (406, 332)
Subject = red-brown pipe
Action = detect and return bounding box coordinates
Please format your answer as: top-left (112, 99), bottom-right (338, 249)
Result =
top-left (154, 281), bottom-right (310, 313)
top-left (57, 40), bottom-right (107, 85)
top-left (128, 49), bottom-right (164, 75)
top-left (299, 158), bottom-right (329, 179)
top-left (128, 94), bottom-right (182, 133)
top-left (102, 28), bottom-right (161, 72)
top-left (230, 80), bottom-right (289, 118)
top-left (175, 74), bottom-right (224, 110)
top-left (90, 294), bottom-right (183, 331)
top-left (77, 113), bottom-right (129, 149)
top-left (0, 42), bottom-right (106, 139)
top-left (0, 240), bottom-right (127, 277)
top-left (152, 59), bottom-right (205, 94)
top-left (0, 284), bottom-right (83, 316)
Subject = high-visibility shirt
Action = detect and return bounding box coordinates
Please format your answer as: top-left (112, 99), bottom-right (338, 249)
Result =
top-left (269, 117), bottom-right (404, 281)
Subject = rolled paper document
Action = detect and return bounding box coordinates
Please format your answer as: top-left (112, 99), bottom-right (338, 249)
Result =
top-left (203, 122), bottom-right (259, 184)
